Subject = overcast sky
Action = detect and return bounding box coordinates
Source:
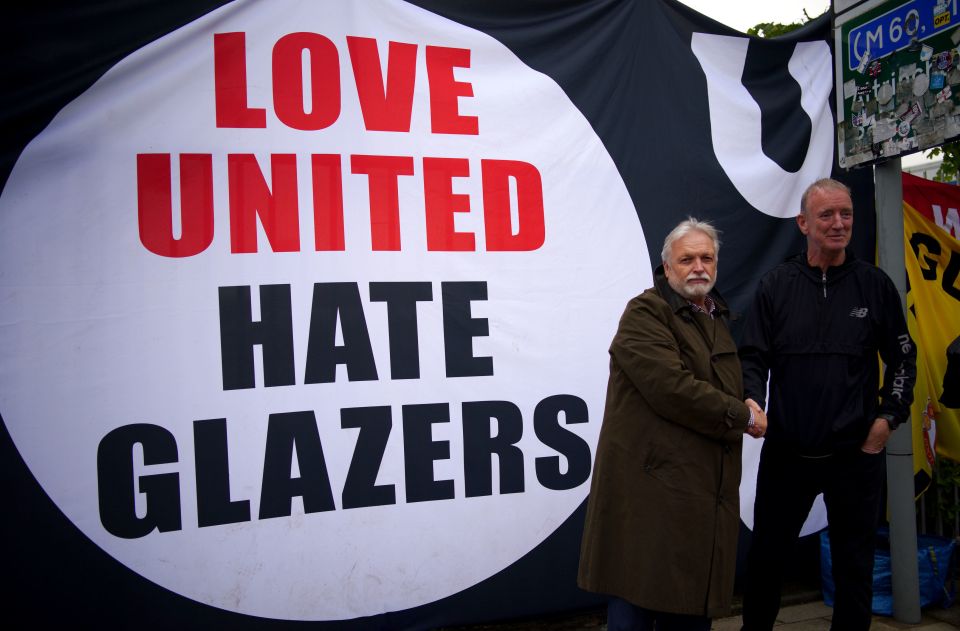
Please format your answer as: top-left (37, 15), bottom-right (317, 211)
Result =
top-left (677, 1), bottom-right (831, 32)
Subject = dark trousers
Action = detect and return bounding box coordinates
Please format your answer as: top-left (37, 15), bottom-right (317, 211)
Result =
top-left (607, 597), bottom-right (711, 631)
top-left (741, 440), bottom-right (884, 631)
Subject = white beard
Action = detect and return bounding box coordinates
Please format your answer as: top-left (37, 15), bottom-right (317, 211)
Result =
top-left (669, 272), bottom-right (715, 300)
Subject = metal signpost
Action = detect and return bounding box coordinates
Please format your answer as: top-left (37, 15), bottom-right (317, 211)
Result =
top-left (835, 0), bottom-right (928, 623)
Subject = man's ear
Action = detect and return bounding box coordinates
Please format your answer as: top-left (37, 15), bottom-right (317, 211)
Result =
top-left (796, 212), bottom-right (808, 235)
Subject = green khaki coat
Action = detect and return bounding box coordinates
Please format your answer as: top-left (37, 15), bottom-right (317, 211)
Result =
top-left (578, 269), bottom-right (751, 618)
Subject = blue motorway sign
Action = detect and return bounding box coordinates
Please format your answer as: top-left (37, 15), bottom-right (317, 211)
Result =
top-left (848, 0), bottom-right (960, 70)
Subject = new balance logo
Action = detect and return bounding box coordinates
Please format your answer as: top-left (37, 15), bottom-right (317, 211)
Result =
top-left (849, 307), bottom-right (869, 318)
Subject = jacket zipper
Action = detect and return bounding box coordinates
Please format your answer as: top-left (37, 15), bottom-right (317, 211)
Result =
top-left (821, 271), bottom-right (827, 298)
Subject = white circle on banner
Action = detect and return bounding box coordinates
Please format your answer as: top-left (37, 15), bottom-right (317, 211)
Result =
top-left (0, 0), bottom-right (648, 621)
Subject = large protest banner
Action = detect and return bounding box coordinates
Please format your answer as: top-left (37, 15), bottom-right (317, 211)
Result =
top-left (0, 1), bottom-right (874, 628)
top-left (902, 172), bottom-right (960, 494)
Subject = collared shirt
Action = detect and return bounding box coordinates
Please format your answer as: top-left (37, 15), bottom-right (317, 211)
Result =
top-left (687, 294), bottom-right (717, 319)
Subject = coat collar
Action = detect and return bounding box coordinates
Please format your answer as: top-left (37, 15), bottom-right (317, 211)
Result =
top-left (652, 265), bottom-right (733, 322)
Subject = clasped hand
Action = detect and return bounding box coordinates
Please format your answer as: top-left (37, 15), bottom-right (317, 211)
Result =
top-left (745, 398), bottom-right (767, 439)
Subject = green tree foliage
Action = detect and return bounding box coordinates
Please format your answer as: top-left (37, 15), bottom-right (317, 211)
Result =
top-left (926, 143), bottom-right (960, 182)
top-left (932, 458), bottom-right (960, 532)
top-left (746, 8), bottom-right (828, 38)
top-left (746, 21), bottom-right (806, 38)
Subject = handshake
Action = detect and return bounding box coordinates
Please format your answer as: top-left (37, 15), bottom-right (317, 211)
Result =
top-left (745, 398), bottom-right (767, 439)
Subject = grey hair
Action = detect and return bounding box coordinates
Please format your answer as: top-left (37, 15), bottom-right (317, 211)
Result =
top-left (800, 178), bottom-right (851, 215)
top-left (661, 217), bottom-right (720, 263)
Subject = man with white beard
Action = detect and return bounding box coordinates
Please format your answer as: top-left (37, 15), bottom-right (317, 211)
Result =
top-left (579, 218), bottom-right (765, 630)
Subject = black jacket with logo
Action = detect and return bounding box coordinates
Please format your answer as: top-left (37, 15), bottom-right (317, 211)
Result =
top-left (739, 250), bottom-right (917, 456)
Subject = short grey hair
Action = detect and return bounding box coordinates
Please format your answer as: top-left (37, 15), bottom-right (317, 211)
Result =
top-left (800, 178), bottom-right (851, 215)
top-left (661, 217), bottom-right (720, 263)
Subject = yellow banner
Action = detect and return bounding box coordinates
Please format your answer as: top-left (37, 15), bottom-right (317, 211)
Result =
top-left (902, 175), bottom-right (960, 495)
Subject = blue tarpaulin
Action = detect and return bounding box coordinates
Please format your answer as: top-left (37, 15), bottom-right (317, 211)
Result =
top-left (821, 527), bottom-right (956, 615)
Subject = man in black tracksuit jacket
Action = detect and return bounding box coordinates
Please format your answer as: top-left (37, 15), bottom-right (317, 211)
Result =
top-left (738, 178), bottom-right (917, 631)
